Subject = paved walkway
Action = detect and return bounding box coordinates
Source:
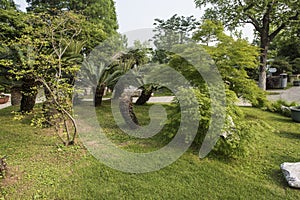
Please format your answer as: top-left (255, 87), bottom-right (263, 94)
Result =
top-left (1, 87), bottom-right (299, 110)
top-left (267, 87), bottom-right (300, 104)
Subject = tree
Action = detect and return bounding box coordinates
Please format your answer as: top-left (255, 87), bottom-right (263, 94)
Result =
top-left (270, 25), bottom-right (300, 74)
top-left (192, 20), bottom-right (224, 46)
top-left (80, 60), bottom-right (119, 107)
top-left (121, 45), bottom-right (155, 106)
top-left (152, 14), bottom-right (199, 50)
top-left (194, 0), bottom-right (300, 90)
top-left (0, 0), bottom-right (15, 9)
top-left (0, 3), bottom-right (30, 107)
top-left (1, 11), bottom-right (84, 145)
top-left (190, 20), bottom-right (267, 107)
top-left (79, 34), bottom-right (126, 107)
top-left (26, 0), bottom-right (118, 52)
top-left (135, 15), bottom-right (200, 105)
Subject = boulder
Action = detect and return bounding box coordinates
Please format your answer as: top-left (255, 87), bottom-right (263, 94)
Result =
top-left (281, 162), bottom-right (300, 188)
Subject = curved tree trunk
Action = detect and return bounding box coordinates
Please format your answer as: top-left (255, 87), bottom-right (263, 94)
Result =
top-left (94, 84), bottom-right (106, 107)
top-left (10, 86), bottom-right (22, 106)
top-left (42, 85), bottom-right (59, 126)
top-left (20, 79), bottom-right (37, 113)
top-left (119, 92), bottom-right (139, 129)
top-left (135, 88), bottom-right (153, 105)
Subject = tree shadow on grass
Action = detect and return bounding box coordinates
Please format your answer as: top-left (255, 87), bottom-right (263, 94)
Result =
top-left (269, 116), bottom-right (294, 124)
top-left (276, 131), bottom-right (300, 140)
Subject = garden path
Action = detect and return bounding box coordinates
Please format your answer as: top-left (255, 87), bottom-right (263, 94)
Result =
top-left (1, 87), bottom-right (300, 110)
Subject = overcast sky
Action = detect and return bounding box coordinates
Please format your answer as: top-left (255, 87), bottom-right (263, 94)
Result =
top-left (14, 0), bottom-right (254, 42)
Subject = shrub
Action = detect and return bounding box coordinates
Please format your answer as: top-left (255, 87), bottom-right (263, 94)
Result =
top-left (164, 87), bottom-right (270, 158)
top-left (266, 100), bottom-right (298, 117)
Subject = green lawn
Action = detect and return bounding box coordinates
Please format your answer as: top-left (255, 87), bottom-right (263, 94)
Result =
top-left (0, 102), bottom-right (300, 199)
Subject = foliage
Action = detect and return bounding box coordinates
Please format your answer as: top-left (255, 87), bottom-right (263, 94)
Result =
top-left (194, 0), bottom-right (300, 90)
top-left (152, 14), bottom-right (199, 50)
top-left (0, 0), bottom-right (15, 9)
top-left (193, 19), bottom-right (224, 45)
top-left (291, 58), bottom-right (300, 74)
top-left (193, 21), bottom-right (267, 107)
top-left (77, 33), bottom-right (126, 106)
top-left (164, 87), bottom-right (264, 158)
top-left (270, 58), bottom-right (292, 75)
top-left (0, 7), bottom-right (27, 91)
top-left (266, 99), bottom-right (298, 117)
top-left (1, 11), bottom-right (85, 145)
top-left (271, 25), bottom-right (300, 74)
top-left (162, 33), bottom-right (268, 157)
top-left (26, 0), bottom-right (118, 52)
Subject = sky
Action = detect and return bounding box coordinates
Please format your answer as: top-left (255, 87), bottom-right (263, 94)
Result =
top-left (14, 0), bottom-right (254, 42)
top-left (114, 0), bottom-right (204, 32)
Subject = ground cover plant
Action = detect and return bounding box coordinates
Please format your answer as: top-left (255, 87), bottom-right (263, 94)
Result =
top-left (1, 102), bottom-right (300, 199)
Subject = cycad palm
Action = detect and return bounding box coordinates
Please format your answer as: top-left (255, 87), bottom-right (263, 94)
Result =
top-left (80, 60), bottom-right (121, 106)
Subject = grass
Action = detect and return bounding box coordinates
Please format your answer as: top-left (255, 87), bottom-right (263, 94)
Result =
top-left (1, 102), bottom-right (300, 199)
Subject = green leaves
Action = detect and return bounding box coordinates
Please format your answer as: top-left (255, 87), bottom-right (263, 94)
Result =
top-left (152, 14), bottom-right (199, 50)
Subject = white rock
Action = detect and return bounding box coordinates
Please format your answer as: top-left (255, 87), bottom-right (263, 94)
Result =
top-left (281, 162), bottom-right (300, 188)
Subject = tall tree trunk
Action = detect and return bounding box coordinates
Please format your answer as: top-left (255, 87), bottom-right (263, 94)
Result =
top-left (119, 92), bottom-right (139, 129)
top-left (135, 88), bottom-right (153, 105)
top-left (10, 86), bottom-right (22, 106)
top-left (258, 41), bottom-right (269, 91)
top-left (94, 84), bottom-right (106, 107)
top-left (20, 79), bottom-right (37, 113)
top-left (258, 10), bottom-right (271, 91)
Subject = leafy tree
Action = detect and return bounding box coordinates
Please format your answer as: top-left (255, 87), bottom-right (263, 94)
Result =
top-left (0, 0), bottom-right (15, 9)
top-left (136, 15), bottom-right (200, 105)
top-left (26, 0), bottom-right (118, 51)
top-left (194, 0), bottom-right (300, 90)
top-left (193, 20), bottom-right (266, 107)
top-left (152, 14), bottom-right (199, 49)
top-left (270, 58), bottom-right (292, 75)
top-left (80, 60), bottom-right (119, 107)
top-left (79, 34), bottom-right (126, 107)
top-left (1, 11), bottom-right (84, 145)
top-left (0, 4), bottom-right (28, 106)
top-left (164, 38), bottom-right (267, 158)
top-left (193, 20), bottom-right (224, 46)
top-left (291, 58), bottom-right (300, 74)
top-left (271, 25), bottom-right (300, 74)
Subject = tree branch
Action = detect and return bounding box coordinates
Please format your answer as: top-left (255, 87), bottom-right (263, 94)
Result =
top-left (246, 14), bottom-right (261, 32)
top-left (269, 12), bottom-right (299, 41)
top-left (38, 78), bottom-right (78, 144)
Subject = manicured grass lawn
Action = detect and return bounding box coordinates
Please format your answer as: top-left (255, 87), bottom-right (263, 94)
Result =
top-left (0, 102), bottom-right (300, 199)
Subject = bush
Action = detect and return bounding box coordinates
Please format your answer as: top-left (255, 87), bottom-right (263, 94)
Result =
top-left (164, 87), bottom-right (270, 158)
top-left (266, 99), bottom-right (298, 117)
top-left (214, 119), bottom-right (275, 158)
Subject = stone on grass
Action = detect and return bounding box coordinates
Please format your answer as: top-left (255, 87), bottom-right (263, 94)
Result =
top-left (281, 162), bottom-right (300, 188)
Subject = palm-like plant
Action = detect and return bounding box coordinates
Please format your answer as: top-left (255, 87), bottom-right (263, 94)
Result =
top-left (80, 60), bottom-right (122, 106)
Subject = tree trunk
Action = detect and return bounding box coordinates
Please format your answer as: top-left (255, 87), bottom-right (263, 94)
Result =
top-left (42, 85), bottom-right (59, 126)
top-left (135, 88), bottom-right (153, 105)
top-left (94, 84), bottom-right (106, 107)
top-left (258, 29), bottom-right (270, 91)
top-left (10, 86), bottom-right (22, 106)
top-left (258, 47), bottom-right (268, 90)
top-left (20, 79), bottom-right (37, 113)
top-left (119, 92), bottom-right (139, 129)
